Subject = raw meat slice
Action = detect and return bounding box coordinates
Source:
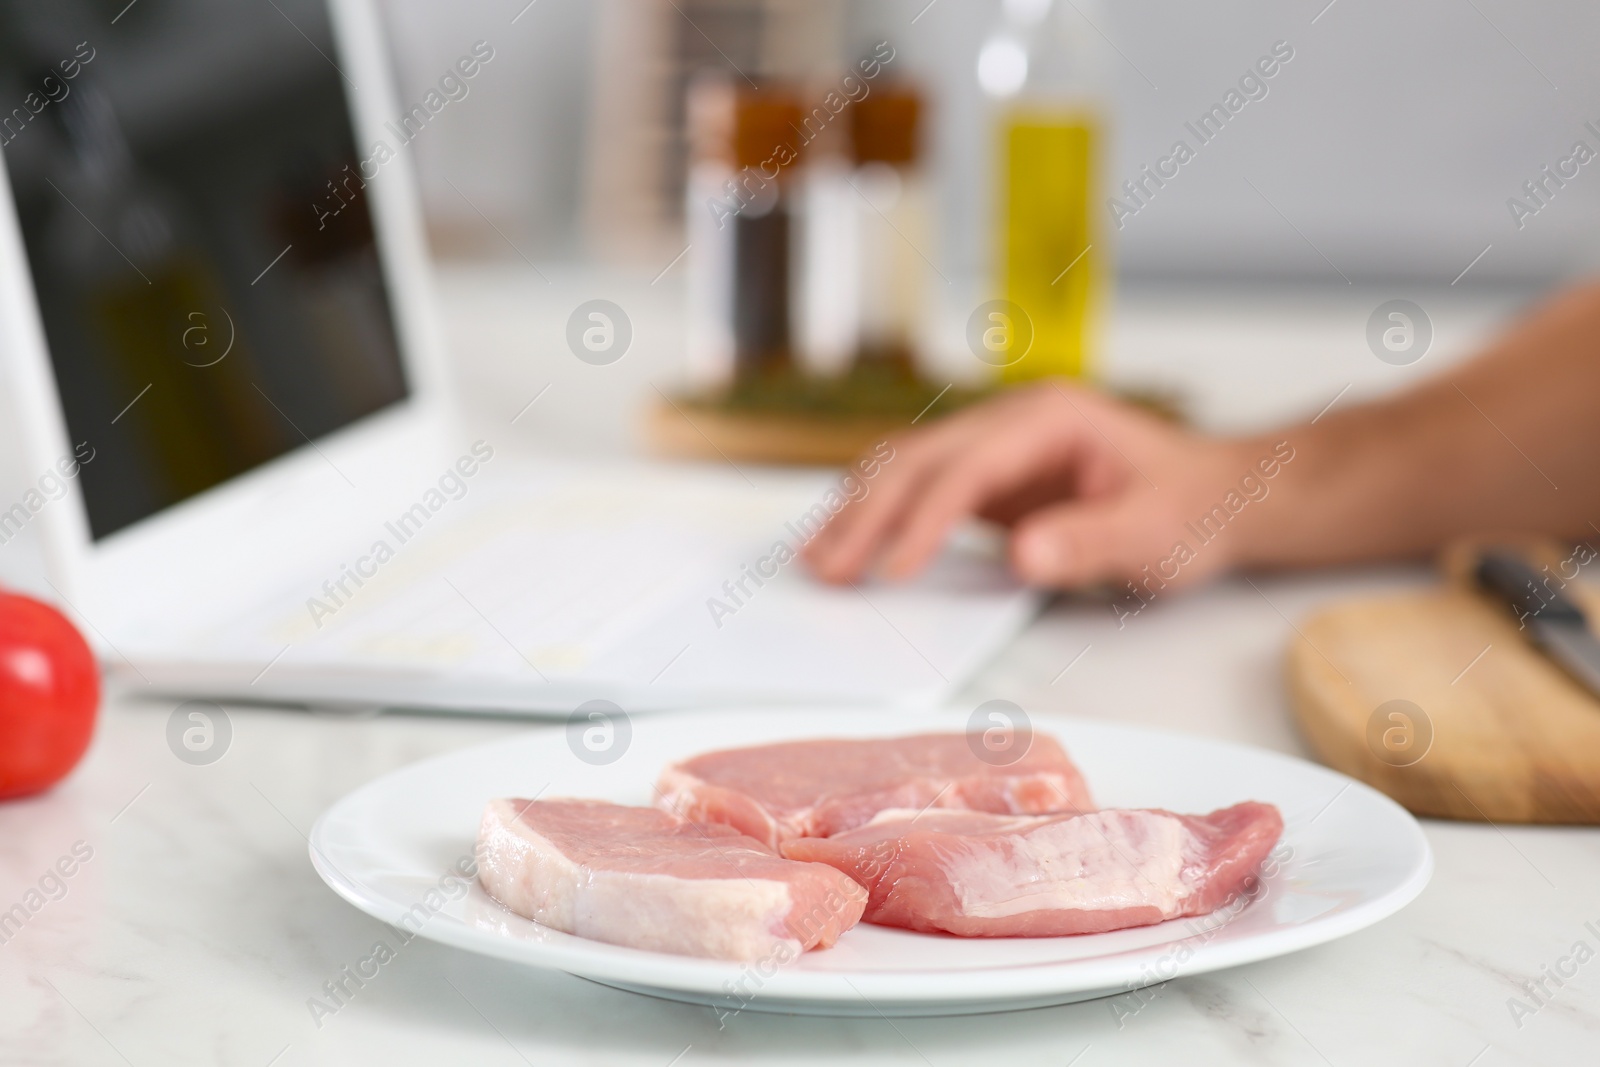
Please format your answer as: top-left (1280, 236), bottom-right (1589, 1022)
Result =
top-left (476, 798), bottom-right (866, 960)
top-left (657, 733), bottom-right (1093, 849)
top-left (781, 801), bottom-right (1283, 937)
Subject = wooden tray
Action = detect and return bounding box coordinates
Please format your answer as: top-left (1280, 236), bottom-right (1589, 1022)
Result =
top-left (645, 370), bottom-right (984, 466)
top-left (647, 380), bottom-right (1184, 467)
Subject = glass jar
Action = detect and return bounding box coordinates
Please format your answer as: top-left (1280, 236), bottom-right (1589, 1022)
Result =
top-left (684, 79), bottom-right (805, 387)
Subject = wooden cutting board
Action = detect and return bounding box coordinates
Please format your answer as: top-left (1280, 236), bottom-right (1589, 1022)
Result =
top-left (1288, 542), bottom-right (1600, 824)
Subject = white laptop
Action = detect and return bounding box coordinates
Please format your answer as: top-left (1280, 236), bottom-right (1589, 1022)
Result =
top-left (0, 0), bottom-right (1037, 715)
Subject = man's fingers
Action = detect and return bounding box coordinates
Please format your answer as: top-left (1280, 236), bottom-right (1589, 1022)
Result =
top-left (802, 429), bottom-right (964, 582)
top-left (1009, 497), bottom-right (1158, 589)
top-left (878, 428), bottom-right (1090, 580)
top-left (804, 383), bottom-right (1142, 584)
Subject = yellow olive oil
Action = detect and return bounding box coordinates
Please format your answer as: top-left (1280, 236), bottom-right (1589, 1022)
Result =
top-left (999, 112), bottom-right (1099, 382)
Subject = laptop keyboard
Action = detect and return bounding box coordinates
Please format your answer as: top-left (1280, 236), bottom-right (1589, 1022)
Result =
top-left (216, 475), bottom-right (802, 676)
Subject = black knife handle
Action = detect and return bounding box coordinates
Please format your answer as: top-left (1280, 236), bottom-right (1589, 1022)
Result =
top-left (1475, 550), bottom-right (1587, 625)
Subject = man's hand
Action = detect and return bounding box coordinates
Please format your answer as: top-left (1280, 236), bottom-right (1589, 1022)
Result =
top-left (803, 382), bottom-right (1259, 590)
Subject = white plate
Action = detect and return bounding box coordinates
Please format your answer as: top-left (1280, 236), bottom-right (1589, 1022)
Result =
top-left (308, 709), bottom-right (1432, 1017)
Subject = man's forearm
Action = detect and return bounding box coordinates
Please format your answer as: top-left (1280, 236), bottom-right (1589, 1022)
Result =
top-left (1232, 282), bottom-right (1600, 569)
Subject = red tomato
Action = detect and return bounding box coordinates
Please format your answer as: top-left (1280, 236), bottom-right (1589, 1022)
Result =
top-left (0, 590), bottom-right (100, 799)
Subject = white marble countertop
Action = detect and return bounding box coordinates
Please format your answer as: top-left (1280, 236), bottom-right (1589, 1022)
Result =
top-left (3, 270), bottom-right (1596, 1065)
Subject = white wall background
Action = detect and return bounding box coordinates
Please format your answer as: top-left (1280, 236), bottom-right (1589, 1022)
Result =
top-left (379, 0), bottom-right (1600, 285)
top-left (377, 0), bottom-right (598, 259)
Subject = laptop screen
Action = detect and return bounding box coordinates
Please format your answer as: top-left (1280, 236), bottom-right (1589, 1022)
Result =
top-left (0, 0), bottom-right (408, 541)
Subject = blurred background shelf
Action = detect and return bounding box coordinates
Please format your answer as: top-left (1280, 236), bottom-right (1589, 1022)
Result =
top-left (383, 0), bottom-right (1600, 287)
top-left (367, 0), bottom-right (1596, 472)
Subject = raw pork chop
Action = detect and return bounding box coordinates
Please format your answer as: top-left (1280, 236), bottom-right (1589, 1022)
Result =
top-left (782, 801), bottom-right (1283, 937)
top-left (657, 733), bottom-right (1093, 849)
top-left (476, 798), bottom-right (865, 960)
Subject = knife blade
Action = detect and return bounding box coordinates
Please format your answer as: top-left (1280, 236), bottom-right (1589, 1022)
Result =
top-left (1475, 549), bottom-right (1600, 699)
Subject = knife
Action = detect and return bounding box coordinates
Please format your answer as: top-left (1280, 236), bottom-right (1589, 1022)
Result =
top-left (1476, 549), bottom-right (1600, 699)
